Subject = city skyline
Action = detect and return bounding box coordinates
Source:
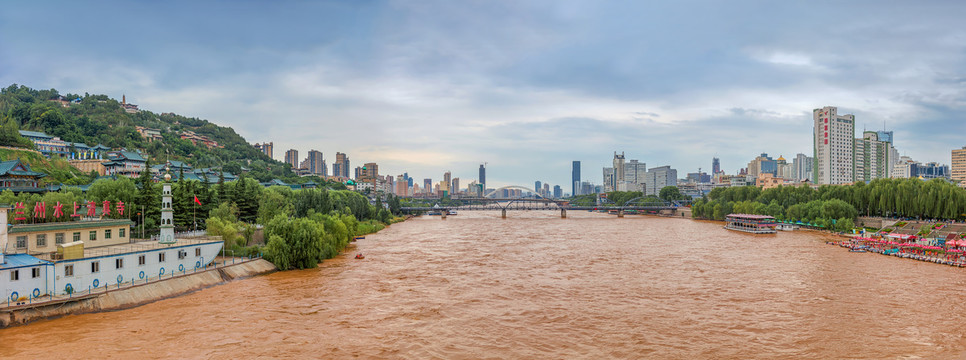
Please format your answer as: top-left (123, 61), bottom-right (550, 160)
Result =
top-left (3, 2), bottom-right (966, 188)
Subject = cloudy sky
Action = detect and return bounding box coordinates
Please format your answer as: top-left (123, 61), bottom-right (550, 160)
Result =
top-left (3, 1), bottom-right (965, 191)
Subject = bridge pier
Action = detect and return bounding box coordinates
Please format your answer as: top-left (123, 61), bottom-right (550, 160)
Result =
top-left (501, 209), bottom-right (507, 219)
top-left (560, 209), bottom-right (567, 219)
top-left (441, 210), bottom-right (447, 219)
top-left (617, 210), bottom-right (624, 218)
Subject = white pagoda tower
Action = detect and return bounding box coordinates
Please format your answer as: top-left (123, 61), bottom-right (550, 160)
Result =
top-left (159, 173), bottom-right (176, 244)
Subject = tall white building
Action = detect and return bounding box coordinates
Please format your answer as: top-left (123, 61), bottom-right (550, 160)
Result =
top-left (792, 153), bottom-right (814, 182)
top-left (645, 166), bottom-right (677, 196)
top-left (813, 106), bottom-right (855, 184)
top-left (854, 131), bottom-right (892, 182)
top-left (612, 152), bottom-right (626, 191)
top-left (602, 167), bottom-right (615, 192)
top-left (624, 160), bottom-right (647, 192)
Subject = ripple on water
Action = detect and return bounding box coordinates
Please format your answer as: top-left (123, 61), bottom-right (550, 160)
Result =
top-left (2, 212), bottom-right (966, 359)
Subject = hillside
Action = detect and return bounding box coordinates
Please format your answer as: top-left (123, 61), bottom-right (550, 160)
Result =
top-left (0, 147), bottom-right (91, 185)
top-left (0, 84), bottom-right (302, 183)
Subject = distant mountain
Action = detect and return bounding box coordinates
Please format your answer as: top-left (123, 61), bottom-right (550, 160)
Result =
top-left (0, 84), bottom-right (301, 183)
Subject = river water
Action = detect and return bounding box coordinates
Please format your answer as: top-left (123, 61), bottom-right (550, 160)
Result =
top-left (4, 211), bottom-right (966, 359)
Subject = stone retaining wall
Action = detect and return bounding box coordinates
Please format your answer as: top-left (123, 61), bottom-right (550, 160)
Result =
top-left (0, 259), bottom-right (276, 328)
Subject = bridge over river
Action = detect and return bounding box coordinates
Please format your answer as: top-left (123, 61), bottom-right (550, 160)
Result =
top-left (400, 186), bottom-right (690, 219)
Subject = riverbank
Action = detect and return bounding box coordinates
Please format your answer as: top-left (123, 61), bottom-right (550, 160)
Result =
top-left (0, 258), bottom-right (276, 328)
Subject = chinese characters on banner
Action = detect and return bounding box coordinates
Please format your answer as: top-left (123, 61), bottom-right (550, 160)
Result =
top-left (12, 200), bottom-right (125, 223)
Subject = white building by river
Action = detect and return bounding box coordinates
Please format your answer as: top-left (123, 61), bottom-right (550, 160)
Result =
top-left (0, 176), bottom-right (223, 303)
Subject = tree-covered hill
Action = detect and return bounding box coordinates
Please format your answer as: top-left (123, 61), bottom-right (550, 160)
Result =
top-left (0, 84), bottom-right (302, 182)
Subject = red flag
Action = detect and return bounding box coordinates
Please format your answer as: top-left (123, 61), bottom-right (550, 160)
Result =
top-left (194, 196), bottom-right (202, 206)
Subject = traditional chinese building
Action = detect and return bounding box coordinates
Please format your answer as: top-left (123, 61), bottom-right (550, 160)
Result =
top-left (102, 150), bottom-right (147, 177)
top-left (0, 159), bottom-right (47, 193)
top-left (17, 130), bottom-right (109, 159)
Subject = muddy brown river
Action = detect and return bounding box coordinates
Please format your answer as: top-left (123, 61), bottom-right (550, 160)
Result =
top-left (3, 211), bottom-right (966, 359)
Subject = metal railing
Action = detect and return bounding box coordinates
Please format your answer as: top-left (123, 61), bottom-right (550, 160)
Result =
top-left (1, 253), bottom-right (264, 310)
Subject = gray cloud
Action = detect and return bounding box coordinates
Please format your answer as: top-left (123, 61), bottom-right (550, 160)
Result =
top-left (2, 1), bottom-right (966, 189)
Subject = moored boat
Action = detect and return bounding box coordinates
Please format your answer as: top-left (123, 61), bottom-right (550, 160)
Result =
top-left (724, 214), bottom-right (778, 234)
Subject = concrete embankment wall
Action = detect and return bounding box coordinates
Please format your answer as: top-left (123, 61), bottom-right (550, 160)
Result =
top-left (856, 216), bottom-right (898, 229)
top-left (0, 259), bottom-right (276, 328)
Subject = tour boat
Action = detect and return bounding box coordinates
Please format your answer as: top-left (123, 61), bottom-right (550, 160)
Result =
top-left (447, 209), bottom-right (458, 216)
top-left (724, 214), bottom-right (778, 234)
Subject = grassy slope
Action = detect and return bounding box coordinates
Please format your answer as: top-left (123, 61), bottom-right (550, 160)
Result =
top-left (0, 148), bottom-right (88, 183)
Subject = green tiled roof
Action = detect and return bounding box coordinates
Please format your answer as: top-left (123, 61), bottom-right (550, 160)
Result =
top-left (18, 130), bottom-right (52, 139)
top-left (9, 219), bottom-right (134, 234)
top-left (108, 150), bottom-right (146, 162)
top-left (0, 159), bottom-right (45, 177)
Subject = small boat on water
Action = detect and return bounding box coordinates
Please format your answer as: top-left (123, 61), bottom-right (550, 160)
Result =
top-left (849, 248), bottom-right (867, 253)
top-left (447, 209), bottom-right (458, 216)
top-left (353, 236), bottom-right (365, 240)
top-left (724, 214), bottom-right (778, 234)
top-left (355, 253), bottom-right (365, 259)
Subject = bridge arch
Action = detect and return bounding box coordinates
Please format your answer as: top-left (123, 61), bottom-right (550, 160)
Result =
top-left (621, 196), bottom-right (671, 207)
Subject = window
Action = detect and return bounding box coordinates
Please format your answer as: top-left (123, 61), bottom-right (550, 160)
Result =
top-left (159, 252), bottom-right (166, 262)
top-left (73, 232), bottom-right (81, 242)
top-left (116, 258), bottom-right (123, 269)
top-left (65, 264), bottom-right (74, 277)
top-left (10, 270), bottom-right (18, 281)
top-left (91, 261), bottom-right (100, 273)
top-left (89, 231), bottom-right (97, 241)
top-left (138, 255), bottom-right (146, 265)
top-left (55, 233), bottom-right (65, 245)
top-left (119, 228), bottom-right (126, 238)
top-left (36, 234), bottom-right (47, 247)
top-left (32, 268), bottom-right (40, 278)
top-left (105, 229), bottom-right (112, 239)
top-left (15, 236), bottom-right (26, 249)
top-left (195, 248), bottom-right (201, 256)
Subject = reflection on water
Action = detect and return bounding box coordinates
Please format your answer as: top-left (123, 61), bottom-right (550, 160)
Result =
top-left (4, 211), bottom-right (966, 359)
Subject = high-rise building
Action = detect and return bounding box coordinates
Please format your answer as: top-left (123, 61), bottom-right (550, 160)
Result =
top-left (603, 167), bottom-right (614, 192)
top-left (792, 153), bottom-right (814, 182)
top-left (423, 178), bottom-right (432, 194)
top-left (534, 181), bottom-right (542, 196)
top-left (645, 166), bottom-right (677, 196)
top-left (776, 155), bottom-right (794, 179)
top-left (395, 175), bottom-right (408, 197)
top-left (612, 152), bottom-right (626, 191)
top-left (479, 164), bottom-right (486, 192)
top-left (624, 159), bottom-right (647, 191)
top-left (443, 171), bottom-right (452, 193)
top-left (910, 162), bottom-right (950, 179)
top-left (284, 149), bottom-right (298, 169)
top-left (254, 142), bottom-right (274, 160)
top-left (712, 157), bottom-right (720, 174)
top-left (452, 178), bottom-right (459, 195)
top-left (747, 153), bottom-right (776, 178)
top-left (332, 152), bottom-right (350, 178)
top-left (953, 146), bottom-right (966, 186)
top-left (553, 185), bottom-right (562, 198)
top-left (305, 150), bottom-right (325, 176)
top-left (543, 183), bottom-right (550, 197)
top-left (854, 131), bottom-right (892, 182)
top-left (571, 161), bottom-right (581, 197)
top-left (813, 106), bottom-right (855, 184)
top-left (360, 162), bottom-right (378, 182)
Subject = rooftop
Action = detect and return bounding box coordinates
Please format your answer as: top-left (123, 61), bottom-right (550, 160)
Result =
top-left (9, 219), bottom-right (135, 234)
top-left (0, 253), bottom-right (47, 270)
